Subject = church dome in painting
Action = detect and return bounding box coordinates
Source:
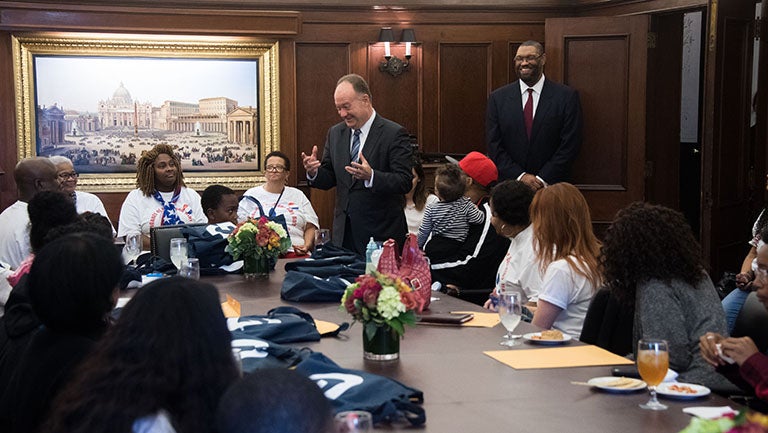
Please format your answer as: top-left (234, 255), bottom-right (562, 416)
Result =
top-left (111, 82), bottom-right (133, 106)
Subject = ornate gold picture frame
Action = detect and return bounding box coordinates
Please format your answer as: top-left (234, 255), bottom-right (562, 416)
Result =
top-left (12, 32), bottom-right (279, 192)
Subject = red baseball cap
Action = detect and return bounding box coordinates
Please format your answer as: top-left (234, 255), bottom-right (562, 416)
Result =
top-left (446, 151), bottom-right (498, 187)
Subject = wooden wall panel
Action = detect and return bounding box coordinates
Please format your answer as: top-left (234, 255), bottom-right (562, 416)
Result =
top-left (546, 16), bottom-right (648, 231)
top-left (567, 37), bottom-right (629, 187)
top-left (0, 8), bottom-right (300, 35)
top-left (0, 33), bottom-right (15, 211)
top-left (295, 42), bottom-right (350, 232)
top-left (367, 43), bottom-right (420, 144)
top-left (579, 0), bottom-right (706, 16)
top-left (438, 43), bottom-right (491, 154)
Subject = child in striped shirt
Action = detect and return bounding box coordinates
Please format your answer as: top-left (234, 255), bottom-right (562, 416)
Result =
top-left (418, 164), bottom-right (485, 253)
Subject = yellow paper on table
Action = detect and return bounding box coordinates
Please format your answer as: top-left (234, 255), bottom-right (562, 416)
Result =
top-left (315, 320), bottom-right (340, 335)
top-left (484, 345), bottom-right (634, 369)
top-left (451, 311), bottom-right (501, 328)
top-left (221, 294), bottom-right (241, 318)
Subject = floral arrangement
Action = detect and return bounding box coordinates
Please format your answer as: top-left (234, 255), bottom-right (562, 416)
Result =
top-left (679, 410), bottom-right (768, 433)
top-left (341, 271), bottom-right (418, 338)
top-left (226, 217), bottom-right (292, 261)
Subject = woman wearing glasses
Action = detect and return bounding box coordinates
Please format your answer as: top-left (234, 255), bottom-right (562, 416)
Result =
top-left (117, 144), bottom-right (206, 247)
top-left (49, 156), bottom-right (115, 236)
top-left (238, 151), bottom-right (319, 256)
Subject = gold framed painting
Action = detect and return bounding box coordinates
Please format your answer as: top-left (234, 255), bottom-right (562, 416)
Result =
top-left (12, 32), bottom-right (279, 192)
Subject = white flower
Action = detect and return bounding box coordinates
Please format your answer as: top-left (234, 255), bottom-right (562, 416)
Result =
top-left (376, 285), bottom-right (406, 320)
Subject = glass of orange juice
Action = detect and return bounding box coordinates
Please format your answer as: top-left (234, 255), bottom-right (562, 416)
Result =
top-left (637, 339), bottom-right (669, 410)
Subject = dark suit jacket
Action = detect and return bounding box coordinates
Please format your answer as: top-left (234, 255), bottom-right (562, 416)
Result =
top-left (311, 114), bottom-right (412, 255)
top-left (486, 78), bottom-right (583, 183)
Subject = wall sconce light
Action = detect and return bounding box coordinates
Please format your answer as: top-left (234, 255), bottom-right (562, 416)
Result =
top-left (378, 27), bottom-right (416, 77)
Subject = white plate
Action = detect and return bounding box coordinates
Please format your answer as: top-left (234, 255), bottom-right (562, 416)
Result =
top-left (587, 376), bottom-right (647, 393)
top-left (522, 332), bottom-right (572, 345)
top-left (656, 382), bottom-right (711, 399)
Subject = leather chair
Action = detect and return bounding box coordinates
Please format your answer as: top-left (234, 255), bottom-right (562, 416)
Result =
top-left (731, 292), bottom-right (768, 353)
top-left (149, 223), bottom-right (207, 261)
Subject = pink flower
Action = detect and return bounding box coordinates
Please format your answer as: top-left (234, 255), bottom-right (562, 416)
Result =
top-left (363, 286), bottom-right (379, 307)
top-left (344, 295), bottom-right (357, 314)
top-left (256, 233), bottom-right (269, 247)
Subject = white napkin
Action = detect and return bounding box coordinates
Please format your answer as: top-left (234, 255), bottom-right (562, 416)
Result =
top-left (682, 406), bottom-right (737, 419)
top-left (664, 369), bottom-right (679, 382)
top-left (220, 260), bottom-right (244, 273)
top-left (716, 343), bottom-right (736, 364)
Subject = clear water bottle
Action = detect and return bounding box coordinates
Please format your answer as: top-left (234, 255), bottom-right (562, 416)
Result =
top-left (365, 237), bottom-right (377, 274)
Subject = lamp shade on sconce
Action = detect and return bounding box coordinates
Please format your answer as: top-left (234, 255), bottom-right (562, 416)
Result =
top-left (378, 27), bottom-right (395, 43)
top-left (377, 26), bottom-right (414, 77)
top-left (401, 28), bottom-right (416, 43)
top-left (401, 28), bottom-right (416, 57)
top-left (378, 27), bottom-right (395, 58)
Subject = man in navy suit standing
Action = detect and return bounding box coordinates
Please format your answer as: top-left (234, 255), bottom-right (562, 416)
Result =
top-left (302, 74), bottom-right (412, 255)
top-left (487, 40), bottom-right (583, 190)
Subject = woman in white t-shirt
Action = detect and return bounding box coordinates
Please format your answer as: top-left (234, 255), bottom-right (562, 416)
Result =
top-left (238, 151), bottom-right (319, 256)
top-left (529, 182), bottom-right (601, 338)
top-left (117, 144), bottom-right (206, 248)
top-left (404, 159), bottom-right (438, 235)
top-left (485, 180), bottom-right (541, 312)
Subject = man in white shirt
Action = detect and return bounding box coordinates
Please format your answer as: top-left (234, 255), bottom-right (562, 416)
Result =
top-left (0, 158), bottom-right (60, 269)
top-left (49, 155), bottom-right (116, 236)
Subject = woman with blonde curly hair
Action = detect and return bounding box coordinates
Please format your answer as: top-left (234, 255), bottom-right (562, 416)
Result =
top-left (529, 182), bottom-right (601, 338)
top-left (117, 144), bottom-right (206, 246)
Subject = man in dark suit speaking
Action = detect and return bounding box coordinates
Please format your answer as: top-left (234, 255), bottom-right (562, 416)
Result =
top-left (302, 74), bottom-right (412, 255)
top-left (487, 40), bottom-right (583, 190)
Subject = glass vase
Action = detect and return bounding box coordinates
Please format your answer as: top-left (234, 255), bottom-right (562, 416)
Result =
top-left (243, 255), bottom-right (269, 280)
top-left (362, 322), bottom-right (400, 361)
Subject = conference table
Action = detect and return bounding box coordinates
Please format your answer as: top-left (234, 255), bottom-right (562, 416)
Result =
top-left (204, 264), bottom-right (740, 433)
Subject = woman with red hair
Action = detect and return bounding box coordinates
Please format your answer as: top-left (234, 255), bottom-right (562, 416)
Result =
top-left (529, 183), bottom-right (601, 338)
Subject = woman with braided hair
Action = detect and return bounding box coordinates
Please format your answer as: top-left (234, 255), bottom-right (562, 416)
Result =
top-left (117, 144), bottom-right (206, 248)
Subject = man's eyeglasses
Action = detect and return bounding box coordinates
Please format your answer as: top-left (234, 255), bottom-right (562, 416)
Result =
top-left (265, 165), bottom-right (286, 172)
top-left (514, 53), bottom-right (543, 63)
top-left (57, 171), bottom-right (79, 180)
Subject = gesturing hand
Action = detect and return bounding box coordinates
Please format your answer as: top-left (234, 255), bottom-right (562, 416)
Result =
top-left (345, 153), bottom-right (372, 181)
top-left (301, 145), bottom-right (320, 177)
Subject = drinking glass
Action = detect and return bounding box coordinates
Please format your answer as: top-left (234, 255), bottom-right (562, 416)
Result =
top-left (637, 338), bottom-right (669, 410)
top-left (169, 238), bottom-right (188, 270)
top-left (334, 410), bottom-right (372, 433)
top-left (123, 233), bottom-right (141, 265)
top-left (498, 292), bottom-right (523, 346)
top-left (314, 228), bottom-right (331, 253)
top-left (179, 257), bottom-right (200, 280)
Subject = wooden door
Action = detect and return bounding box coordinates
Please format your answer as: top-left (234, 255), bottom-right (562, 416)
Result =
top-left (545, 16), bottom-right (649, 235)
top-left (701, 0), bottom-right (758, 277)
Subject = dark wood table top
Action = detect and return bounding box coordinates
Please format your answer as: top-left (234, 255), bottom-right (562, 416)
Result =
top-left (205, 266), bottom-right (740, 433)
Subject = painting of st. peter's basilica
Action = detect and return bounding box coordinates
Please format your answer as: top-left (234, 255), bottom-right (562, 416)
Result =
top-left (34, 56), bottom-right (260, 174)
